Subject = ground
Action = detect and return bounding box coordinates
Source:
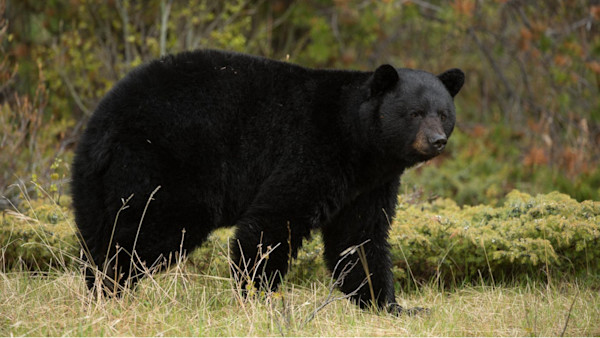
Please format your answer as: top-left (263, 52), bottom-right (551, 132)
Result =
top-left (0, 247), bottom-right (598, 336)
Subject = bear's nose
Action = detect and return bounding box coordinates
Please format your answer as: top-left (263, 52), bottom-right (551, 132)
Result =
top-left (430, 135), bottom-right (447, 152)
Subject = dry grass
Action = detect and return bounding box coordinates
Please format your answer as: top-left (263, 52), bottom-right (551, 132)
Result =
top-left (1, 263), bottom-right (599, 336)
top-left (1, 190), bottom-right (599, 336)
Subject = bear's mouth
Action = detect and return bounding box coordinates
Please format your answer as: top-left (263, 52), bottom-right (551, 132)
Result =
top-left (411, 140), bottom-right (444, 157)
top-left (415, 146), bottom-right (443, 158)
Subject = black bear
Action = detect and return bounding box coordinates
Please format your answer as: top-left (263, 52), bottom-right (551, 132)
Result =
top-left (71, 49), bottom-right (464, 314)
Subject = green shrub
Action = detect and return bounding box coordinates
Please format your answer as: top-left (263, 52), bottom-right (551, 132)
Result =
top-left (3, 190), bottom-right (598, 288)
top-left (390, 190), bottom-right (600, 286)
top-left (187, 228), bottom-right (328, 286)
top-left (0, 198), bottom-right (78, 270)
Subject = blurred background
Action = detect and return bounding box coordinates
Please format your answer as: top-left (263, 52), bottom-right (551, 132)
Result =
top-left (1, 0), bottom-right (599, 207)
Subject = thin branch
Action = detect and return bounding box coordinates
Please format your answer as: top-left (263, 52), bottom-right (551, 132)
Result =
top-left (406, 0), bottom-right (442, 12)
top-left (129, 185), bottom-right (161, 278)
top-left (159, 0), bottom-right (173, 57)
top-left (58, 70), bottom-right (92, 116)
top-left (116, 0), bottom-right (132, 67)
top-left (559, 288), bottom-right (580, 337)
top-left (303, 259), bottom-right (368, 326)
top-left (303, 241), bottom-right (371, 326)
top-left (467, 27), bottom-right (515, 102)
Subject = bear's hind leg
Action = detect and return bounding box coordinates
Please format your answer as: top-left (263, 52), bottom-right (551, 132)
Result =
top-left (90, 219), bottom-right (208, 296)
top-left (85, 188), bottom-right (213, 296)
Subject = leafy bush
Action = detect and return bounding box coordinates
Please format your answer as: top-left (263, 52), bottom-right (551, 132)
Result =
top-left (390, 190), bottom-right (600, 286)
top-left (2, 190), bottom-right (598, 288)
top-left (0, 197), bottom-right (78, 270)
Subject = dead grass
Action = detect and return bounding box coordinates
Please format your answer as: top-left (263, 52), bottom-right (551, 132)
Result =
top-left (1, 190), bottom-right (599, 336)
top-left (1, 263), bottom-right (599, 336)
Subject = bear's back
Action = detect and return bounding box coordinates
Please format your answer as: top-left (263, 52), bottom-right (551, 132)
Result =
top-left (88, 50), bottom-right (313, 136)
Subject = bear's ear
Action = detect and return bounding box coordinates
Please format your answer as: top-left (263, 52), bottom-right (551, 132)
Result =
top-left (371, 64), bottom-right (399, 96)
top-left (438, 68), bottom-right (465, 97)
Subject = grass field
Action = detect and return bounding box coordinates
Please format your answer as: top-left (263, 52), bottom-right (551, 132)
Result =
top-left (1, 264), bottom-right (599, 336)
top-left (1, 191), bottom-right (599, 336)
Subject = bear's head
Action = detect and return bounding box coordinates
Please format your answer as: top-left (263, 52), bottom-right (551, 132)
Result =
top-left (360, 64), bottom-right (464, 166)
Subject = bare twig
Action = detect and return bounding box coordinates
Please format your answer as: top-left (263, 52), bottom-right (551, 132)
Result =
top-left (102, 194), bottom-right (134, 274)
top-left (559, 288), bottom-right (580, 337)
top-left (405, 0), bottom-right (442, 12)
top-left (467, 27), bottom-right (515, 102)
top-left (303, 241), bottom-right (371, 326)
top-left (58, 70), bottom-right (92, 116)
top-left (228, 236), bottom-right (281, 294)
top-left (357, 245), bottom-right (376, 308)
top-left (129, 185), bottom-right (162, 279)
top-left (159, 0), bottom-right (173, 57)
top-left (115, 0), bottom-right (132, 67)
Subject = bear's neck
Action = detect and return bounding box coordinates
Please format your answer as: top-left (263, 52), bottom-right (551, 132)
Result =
top-left (307, 69), bottom-right (411, 193)
top-left (354, 151), bottom-right (409, 194)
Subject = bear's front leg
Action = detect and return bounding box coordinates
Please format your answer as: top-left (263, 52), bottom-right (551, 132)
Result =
top-left (322, 178), bottom-right (415, 314)
top-left (230, 166), bottom-right (338, 293)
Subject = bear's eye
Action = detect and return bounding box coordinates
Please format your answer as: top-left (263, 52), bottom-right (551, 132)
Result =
top-left (410, 111), bottom-right (423, 119)
top-left (439, 111), bottom-right (447, 122)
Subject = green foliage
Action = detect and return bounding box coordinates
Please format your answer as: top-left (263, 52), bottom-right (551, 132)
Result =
top-left (390, 190), bottom-right (600, 286)
top-left (3, 0), bottom-right (599, 205)
top-left (2, 1), bottom-right (599, 290)
top-left (402, 126), bottom-right (600, 205)
top-left (3, 190), bottom-right (598, 289)
top-left (187, 228), bottom-right (233, 278)
top-left (0, 197), bottom-right (78, 270)
top-left (304, 16), bottom-right (335, 64)
top-left (187, 227), bottom-right (328, 285)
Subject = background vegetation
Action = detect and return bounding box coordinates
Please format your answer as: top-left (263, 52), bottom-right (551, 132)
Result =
top-left (1, 0), bottom-right (599, 335)
top-left (2, 0), bottom-right (599, 205)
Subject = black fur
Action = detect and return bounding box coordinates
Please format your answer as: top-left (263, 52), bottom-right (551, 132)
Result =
top-left (71, 49), bottom-right (464, 312)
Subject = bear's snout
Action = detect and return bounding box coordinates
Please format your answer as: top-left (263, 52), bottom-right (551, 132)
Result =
top-left (428, 133), bottom-right (447, 152)
top-left (412, 115), bottom-right (449, 156)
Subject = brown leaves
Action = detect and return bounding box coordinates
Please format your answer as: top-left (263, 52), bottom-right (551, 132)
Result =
top-left (451, 0), bottom-right (476, 17)
top-left (586, 61), bottom-right (600, 74)
top-left (523, 147), bottom-right (548, 167)
top-left (559, 147), bottom-right (587, 177)
top-left (591, 5), bottom-right (600, 20)
top-left (519, 27), bottom-right (533, 51)
top-left (553, 54), bottom-right (572, 67)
